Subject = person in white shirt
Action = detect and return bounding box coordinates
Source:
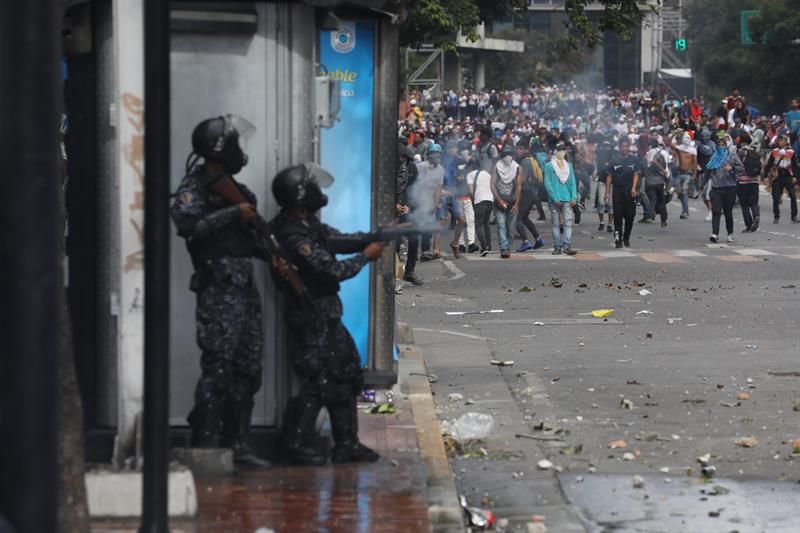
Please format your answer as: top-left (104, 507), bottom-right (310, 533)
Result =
top-left (466, 159), bottom-right (494, 256)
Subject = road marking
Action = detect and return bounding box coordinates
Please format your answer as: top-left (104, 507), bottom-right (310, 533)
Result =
top-left (533, 254), bottom-right (575, 260)
top-left (441, 259), bottom-right (466, 280)
top-left (673, 250), bottom-right (706, 257)
top-left (574, 252), bottom-right (605, 261)
top-left (783, 254), bottom-right (800, 259)
top-left (717, 255), bottom-right (759, 262)
top-left (597, 251), bottom-right (637, 258)
top-left (705, 243), bottom-right (730, 249)
top-left (413, 328), bottom-right (494, 342)
top-left (732, 248), bottom-right (777, 256)
top-left (639, 252), bottom-right (686, 263)
top-left (475, 317), bottom-right (623, 326)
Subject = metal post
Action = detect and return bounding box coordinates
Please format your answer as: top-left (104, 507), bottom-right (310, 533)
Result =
top-left (140, 0), bottom-right (171, 531)
top-left (0, 0), bottom-right (60, 531)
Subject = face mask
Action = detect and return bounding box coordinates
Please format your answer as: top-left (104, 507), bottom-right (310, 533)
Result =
top-left (556, 150), bottom-right (567, 161)
top-left (502, 155), bottom-right (513, 165)
top-left (681, 135), bottom-right (691, 145)
top-left (223, 146), bottom-right (248, 175)
top-left (428, 155), bottom-right (442, 166)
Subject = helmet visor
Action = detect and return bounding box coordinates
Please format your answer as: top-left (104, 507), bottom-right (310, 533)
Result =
top-left (304, 162), bottom-right (335, 189)
top-left (223, 114), bottom-right (256, 151)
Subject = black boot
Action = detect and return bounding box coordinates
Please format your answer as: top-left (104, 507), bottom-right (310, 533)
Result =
top-left (283, 395), bottom-right (327, 466)
top-left (330, 398), bottom-right (380, 464)
top-left (228, 401), bottom-right (271, 468)
top-left (187, 402), bottom-right (223, 448)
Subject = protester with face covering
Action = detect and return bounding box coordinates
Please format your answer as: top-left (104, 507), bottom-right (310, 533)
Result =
top-left (490, 144), bottom-right (522, 258)
top-left (701, 132), bottom-right (745, 242)
top-left (544, 142), bottom-right (578, 255)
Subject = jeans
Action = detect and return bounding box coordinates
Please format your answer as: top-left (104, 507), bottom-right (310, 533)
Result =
top-left (674, 172), bottom-right (691, 215)
top-left (596, 181), bottom-right (613, 214)
top-left (516, 189), bottom-right (541, 241)
top-left (737, 182), bottom-right (760, 228)
top-left (548, 202), bottom-right (573, 250)
top-left (710, 186), bottom-right (737, 235)
top-left (612, 189), bottom-right (635, 241)
top-left (474, 200), bottom-right (493, 251)
top-left (494, 204), bottom-right (517, 252)
top-left (645, 183), bottom-right (668, 223)
top-left (772, 174), bottom-right (798, 220)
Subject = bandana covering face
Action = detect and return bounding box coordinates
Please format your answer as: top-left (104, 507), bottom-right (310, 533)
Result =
top-left (553, 158), bottom-right (571, 183)
top-left (496, 158), bottom-right (519, 184)
top-left (706, 147), bottom-right (729, 170)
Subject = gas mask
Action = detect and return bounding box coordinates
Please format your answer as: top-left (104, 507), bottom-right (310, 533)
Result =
top-left (428, 154), bottom-right (442, 167)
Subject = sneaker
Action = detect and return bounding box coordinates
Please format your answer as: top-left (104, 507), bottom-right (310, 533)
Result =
top-left (705, 213), bottom-right (712, 222)
top-left (403, 273), bottom-right (424, 286)
top-left (709, 234), bottom-right (718, 243)
top-left (578, 200), bottom-right (586, 211)
top-left (639, 217), bottom-right (652, 223)
top-left (598, 223), bottom-right (605, 231)
top-left (661, 221), bottom-right (667, 228)
top-left (459, 245), bottom-right (467, 253)
top-left (500, 249), bottom-right (510, 259)
top-left (468, 243), bottom-right (480, 253)
top-left (536, 215), bottom-right (546, 221)
top-left (480, 249), bottom-right (489, 257)
top-left (623, 240), bottom-right (630, 248)
top-left (679, 213), bottom-right (689, 219)
top-left (533, 238), bottom-right (545, 250)
top-left (516, 240), bottom-right (533, 253)
top-left (615, 240), bottom-right (623, 249)
top-left (751, 217), bottom-right (760, 232)
top-left (726, 234), bottom-right (734, 243)
top-left (450, 242), bottom-right (460, 259)
top-left (793, 217), bottom-right (799, 223)
top-left (563, 248), bottom-right (577, 256)
top-left (420, 252), bottom-right (434, 262)
top-left (607, 225), bottom-right (614, 233)
top-left (773, 217), bottom-right (780, 224)
top-left (551, 248), bottom-right (562, 255)
top-left (742, 226), bottom-right (752, 233)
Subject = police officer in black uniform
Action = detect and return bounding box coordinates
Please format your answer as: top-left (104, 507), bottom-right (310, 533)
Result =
top-left (268, 164), bottom-right (385, 465)
top-left (170, 115), bottom-right (270, 468)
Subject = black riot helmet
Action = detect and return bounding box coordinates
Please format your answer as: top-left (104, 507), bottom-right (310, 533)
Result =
top-left (187, 114), bottom-right (255, 175)
top-left (272, 163), bottom-right (335, 211)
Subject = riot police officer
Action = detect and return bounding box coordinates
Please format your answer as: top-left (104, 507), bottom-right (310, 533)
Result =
top-left (269, 164), bottom-right (385, 465)
top-left (170, 115), bottom-right (270, 468)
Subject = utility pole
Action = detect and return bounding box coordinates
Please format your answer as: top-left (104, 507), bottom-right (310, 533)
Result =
top-left (0, 0), bottom-right (61, 531)
top-left (139, 0), bottom-right (171, 531)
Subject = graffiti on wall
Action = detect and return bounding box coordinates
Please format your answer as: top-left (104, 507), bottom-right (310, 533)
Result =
top-left (122, 92), bottom-right (144, 272)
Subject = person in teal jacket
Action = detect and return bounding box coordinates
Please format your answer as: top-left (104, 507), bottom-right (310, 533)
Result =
top-left (544, 142), bottom-right (578, 255)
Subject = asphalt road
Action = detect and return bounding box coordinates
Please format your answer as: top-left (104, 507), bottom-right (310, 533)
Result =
top-left (397, 191), bottom-right (800, 533)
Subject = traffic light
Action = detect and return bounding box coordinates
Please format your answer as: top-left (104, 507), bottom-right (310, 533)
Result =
top-left (674, 38), bottom-right (688, 52)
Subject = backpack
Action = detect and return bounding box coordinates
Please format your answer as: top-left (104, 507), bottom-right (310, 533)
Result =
top-left (740, 147), bottom-right (762, 177)
top-left (526, 156), bottom-right (544, 184)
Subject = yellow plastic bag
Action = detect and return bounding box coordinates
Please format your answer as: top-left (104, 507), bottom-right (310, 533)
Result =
top-left (591, 309), bottom-right (614, 318)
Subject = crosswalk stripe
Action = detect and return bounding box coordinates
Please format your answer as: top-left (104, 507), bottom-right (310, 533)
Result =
top-left (673, 250), bottom-right (707, 257)
top-left (597, 251), bottom-right (638, 258)
top-left (732, 248), bottom-right (777, 256)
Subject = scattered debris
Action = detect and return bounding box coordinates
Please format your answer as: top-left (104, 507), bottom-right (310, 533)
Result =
top-left (622, 452), bottom-right (636, 461)
top-left (620, 398), bottom-right (634, 409)
top-left (550, 376), bottom-right (561, 383)
top-left (705, 485), bottom-right (730, 496)
top-left (448, 393), bottom-right (464, 402)
top-left (697, 454), bottom-right (711, 465)
top-left (780, 284), bottom-right (796, 289)
top-left (516, 371), bottom-right (529, 378)
top-left (559, 444), bottom-right (583, 455)
top-left (516, 433), bottom-right (563, 442)
top-left (632, 475), bottom-right (645, 489)
top-left (734, 436), bottom-right (759, 448)
top-left (490, 360), bottom-right (515, 367)
top-left (682, 399), bottom-right (706, 405)
top-left (638, 289), bottom-right (652, 296)
top-left (369, 403), bottom-right (396, 414)
top-left (736, 391), bottom-right (750, 401)
top-left (527, 522), bottom-right (548, 533)
top-left (550, 277), bottom-right (563, 288)
top-left (667, 317), bottom-right (683, 325)
top-left (701, 465), bottom-right (717, 478)
top-left (445, 309), bottom-right (504, 316)
top-left (460, 495), bottom-right (496, 530)
top-left (708, 509), bottom-right (722, 518)
top-left (626, 379), bottom-right (640, 385)
top-left (442, 412), bottom-right (495, 441)
top-left (591, 309), bottom-right (615, 318)
top-left (768, 371), bottom-right (800, 377)
top-left (537, 459), bottom-right (554, 470)
top-left (792, 440), bottom-right (800, 454)
top-left (744, 344), bottom-right (758, 350)
top-left (636, 310), bottom-right (654, 315)
top-left (645, 332), bottom-right (653, 339)
top-left (794, 404), bottom-right (800, 412)
top-left (659, 467), bottom-right (670, 473)
top-left (719, 401), bottom-right (740, 408)
top-left (608, 439), bottom-right (628, 449)
top-left (519, 286), bottom-right (533, 293)
top-left (533, 321), bottom-right (545, 326)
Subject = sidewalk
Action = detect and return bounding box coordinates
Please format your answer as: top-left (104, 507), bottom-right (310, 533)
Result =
top-left (92, 349), bottom-right (463, 533)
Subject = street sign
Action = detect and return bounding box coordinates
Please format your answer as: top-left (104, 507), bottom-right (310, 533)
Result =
top-left (674, 38), bottom-right (687, 52)
top-left (741, 10), bottom-right (759, 45)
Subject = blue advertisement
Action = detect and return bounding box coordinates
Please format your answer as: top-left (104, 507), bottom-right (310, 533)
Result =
top-left (320, 21), bottom-right (375, 366)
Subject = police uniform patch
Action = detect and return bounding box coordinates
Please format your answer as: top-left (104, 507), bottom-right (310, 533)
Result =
top-left (179, 191), bottom-right (195, 205)
top-left (298, 243), bottom-right (312, 257)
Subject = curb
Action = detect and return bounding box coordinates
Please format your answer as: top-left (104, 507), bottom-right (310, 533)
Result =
top-left (399, 345), bottom-right (465, 533)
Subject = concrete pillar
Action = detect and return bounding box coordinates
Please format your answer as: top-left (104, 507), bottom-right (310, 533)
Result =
top-left (443, 50), bottom-right (461, 92)
top-left (473, 53), bottom-right (486, 91)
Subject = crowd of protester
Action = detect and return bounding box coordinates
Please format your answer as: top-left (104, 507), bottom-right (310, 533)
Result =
top-left (395, 84), bottom-right (800, 287)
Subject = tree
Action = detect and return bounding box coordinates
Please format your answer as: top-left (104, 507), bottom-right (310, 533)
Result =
top-left (400, 0), bottom-right (661, 49)
top-left (684, 0), bottom-right (800, 113)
